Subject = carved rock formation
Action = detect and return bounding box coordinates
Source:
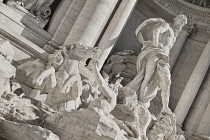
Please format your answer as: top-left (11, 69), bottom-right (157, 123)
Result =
top-left (0, 88), bottom-right (59, 140)
top-left (103, 50), bottom-right (137, 86)
top-left (0, 118), bottom-right (59, 140)
top-left (148, 113), bottom-right (185, 140)
top-left (0, 40), bottom-right (16, 96)
top-left (44, 109), bottom-right (128, 140)
top-left (0, 91), bottom-right (54, 125)
top-left (0, 14), bottom-right (188, 140)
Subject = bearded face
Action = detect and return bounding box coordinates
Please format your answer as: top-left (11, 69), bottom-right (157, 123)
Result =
top-left (173, 15), bottom-right (187, 36)
top-left (48, 52), bottom-right (64, 66)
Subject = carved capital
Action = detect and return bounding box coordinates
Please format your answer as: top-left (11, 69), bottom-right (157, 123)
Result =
top-left (183, 23), bottom-right (197, 36)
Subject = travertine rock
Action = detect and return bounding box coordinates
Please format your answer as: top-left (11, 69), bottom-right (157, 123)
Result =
top-left (0, 118), bottom-right (59, 140)
top-left (0, 40), bottom-right (16, 96)
top-left (103, 50), bottom-right (137, 86)
top-left (111, 87), bottom-right (153, 140)
top-left (44, 109), bottom-right (128, 140)
top-left (0, 40), bottom-right (14, 62)
top-left (148, 113), bottom-right (185, 140)
top-left (0, 91), bottom-right (55, 125)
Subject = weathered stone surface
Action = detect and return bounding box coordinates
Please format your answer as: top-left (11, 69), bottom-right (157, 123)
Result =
top-left (1, 0), bottom-right (208, 137)
top-left (44, 109), bottom-right (128, 140)
top-left (0, 40), bottom-right (16, 96)
top-left (0, 91), bottom-right (55, 125)
top-left (0, 118), bottom-right (59, 140)
top-left (103, 50), bottom-right (137, 86)
top-left (148, 113), bottom-right (185, 140)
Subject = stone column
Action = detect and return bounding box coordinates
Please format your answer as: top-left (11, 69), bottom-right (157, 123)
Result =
top-left (48, 0), bottom-right (74, 35)
top-left (189, 101), bottom-right (210, 140)
top-left (169, 29), bottom-right (189, 71)
top-left (48, 0), bottom-right (86, 46)
top-left (96, 0), bottom-right (138, 69)
top-left (174, 38), bottom-right (210, 129)
top-left (182, 69), bottom-right (210, 138)
top-left (63, 0), bottom-right (119, 47)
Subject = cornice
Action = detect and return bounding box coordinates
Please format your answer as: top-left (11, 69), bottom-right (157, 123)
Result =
top-left (153, 0), bottom-right (210, 26)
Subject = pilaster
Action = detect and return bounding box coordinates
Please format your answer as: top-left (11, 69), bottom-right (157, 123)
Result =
top-left (174, 37), bottom-right (210, 131)
top-left (63, 0), bottom-right (118, 47)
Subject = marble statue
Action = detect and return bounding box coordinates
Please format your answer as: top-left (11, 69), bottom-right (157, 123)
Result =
top-left (126, 15), bottom-right (187, 114)
top-left (0, 82), bottom-right (59, 140)
top-left (88, 51), bottom-right (118, 115)
top-left (0, 40), bottom-right (16, 96)
top-left (79, 78), bottom-right (101, 110)
top-left (148, 113), bottom-right (185, 140)
top-left (44, 51), bottom-right (129, 140)
top-left (111, 87), bottom-right (153, 140)
top-left (66, 43), bottom-right (101, 64)
top-left (0, 40), bottom-right (59, 140)
top-left (18, 43), bottom-right (100, 111)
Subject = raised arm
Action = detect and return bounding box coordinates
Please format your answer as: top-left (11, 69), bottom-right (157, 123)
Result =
top-left (91, 53), bottom-right (115, 99)
top-left (135, 18), bottom-right (165, 44)
top-left (152, 23), bottom-right (162, 47)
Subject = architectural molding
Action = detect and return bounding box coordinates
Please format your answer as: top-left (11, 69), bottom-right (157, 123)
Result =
top-left (154, 0), bottom-right (210, 26)
top-left (184, 0), bottom-right (210, 8)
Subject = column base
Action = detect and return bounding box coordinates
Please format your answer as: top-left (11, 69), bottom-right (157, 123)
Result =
top-left (189, 133), bottom-right (210, 140)
top-left (176, 124), bottom-right (185, 135)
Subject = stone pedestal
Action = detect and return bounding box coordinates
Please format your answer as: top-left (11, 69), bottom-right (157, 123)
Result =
top-left (169, 29), bottom-right (189, 71)
top-left (174, 38), bottom-right (210, 131)
top-left (64, 0), bottom-right (118, 47)
top-left (96, 0), bottom-right (138, 69)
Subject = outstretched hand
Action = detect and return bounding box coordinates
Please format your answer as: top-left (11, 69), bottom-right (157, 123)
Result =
top-left (92, 48), bottom-right (101, 66)
top-left (58, 46), bottom-right (69, 57)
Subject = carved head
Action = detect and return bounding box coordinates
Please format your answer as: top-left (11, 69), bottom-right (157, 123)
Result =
top-left (108, 83), bottom-right (121, 96)
top-left (117, 87), bottom-right (138, 109)
top-left (173, 15), bottom-right (187, 27)
top-left (48, 51), bottom-right (64, 66)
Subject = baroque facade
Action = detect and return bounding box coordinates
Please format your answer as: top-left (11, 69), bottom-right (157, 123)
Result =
top-left (0, 0), bottom-right (210, 140)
